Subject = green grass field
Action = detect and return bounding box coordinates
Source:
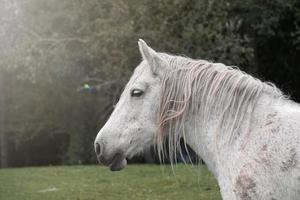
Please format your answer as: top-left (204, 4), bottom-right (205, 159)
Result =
top-left (0, 164), bottom-right (221, 200)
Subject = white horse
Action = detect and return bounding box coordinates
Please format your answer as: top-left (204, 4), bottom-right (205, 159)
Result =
top-left (94, 39), bottom-right (300, 200)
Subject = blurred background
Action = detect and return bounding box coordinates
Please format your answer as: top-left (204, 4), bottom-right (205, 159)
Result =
top-left (0, 0), bottom-right (299, 168)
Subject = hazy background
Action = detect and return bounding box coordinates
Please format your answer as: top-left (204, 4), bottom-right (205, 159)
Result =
top-left (0, 0), bottom-right (299, 168)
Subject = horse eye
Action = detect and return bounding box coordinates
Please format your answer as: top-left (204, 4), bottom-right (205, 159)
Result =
top-left (131, 89), bottom-right (144, 97)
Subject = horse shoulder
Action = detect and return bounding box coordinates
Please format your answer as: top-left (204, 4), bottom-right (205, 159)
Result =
top-left (231, 102), bottom-right (300, 199)
top-left (219, 102), bottom-right (300, 200)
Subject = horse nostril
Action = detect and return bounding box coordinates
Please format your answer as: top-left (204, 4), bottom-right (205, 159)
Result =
top-left (95, 142), bottom-right (101, 156)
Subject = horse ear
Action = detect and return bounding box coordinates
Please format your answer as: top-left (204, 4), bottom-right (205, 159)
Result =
top-left (138, 39), bottom-right (165, 76)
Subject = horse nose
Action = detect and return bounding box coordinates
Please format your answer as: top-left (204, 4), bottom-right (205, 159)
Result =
top-left (94, 141), bottom-right (109, 164)
top-left (95, 142), bottom-right (102, 157)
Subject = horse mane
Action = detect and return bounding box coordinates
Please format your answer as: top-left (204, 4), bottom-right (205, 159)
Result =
top-left (155, 53), bottom-right (285, 164)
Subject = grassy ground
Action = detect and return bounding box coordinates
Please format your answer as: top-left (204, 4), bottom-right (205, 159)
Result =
top-left (0, 164), bottom-right (221, 200)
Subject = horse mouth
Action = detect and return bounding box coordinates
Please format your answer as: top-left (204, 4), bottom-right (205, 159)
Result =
top-left (108, 153), bottom-right (127, 171)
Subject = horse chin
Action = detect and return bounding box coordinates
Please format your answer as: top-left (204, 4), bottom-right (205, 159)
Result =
top-left (109, 158), bottom-right (127, 171)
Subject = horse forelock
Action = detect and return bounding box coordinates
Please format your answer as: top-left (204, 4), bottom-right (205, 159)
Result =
top-left (155, 54), bottom-right (285, 163)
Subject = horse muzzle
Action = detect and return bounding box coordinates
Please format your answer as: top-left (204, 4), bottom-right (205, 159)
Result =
top-left (94, 141), bottom-right (127, 171)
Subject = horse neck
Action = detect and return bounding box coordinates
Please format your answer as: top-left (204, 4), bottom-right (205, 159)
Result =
top-left (183, 92), bottom-right (277, 178)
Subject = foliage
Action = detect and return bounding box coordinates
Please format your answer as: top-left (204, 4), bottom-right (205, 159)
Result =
top-left (232, 0), bottom-right (300, 99)
top-left (133, 0), bottom-right (254, 67)
top-left (0, 164), bottom-right (221, 200)
top-left (0, 0), bottom-right (138, 165)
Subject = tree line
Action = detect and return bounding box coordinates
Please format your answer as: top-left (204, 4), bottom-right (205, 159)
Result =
top-left (0, 0), bottom-right (299, 167)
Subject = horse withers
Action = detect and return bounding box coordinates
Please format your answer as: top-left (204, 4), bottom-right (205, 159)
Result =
top-left (94, 39), bottom-right (300, 200)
